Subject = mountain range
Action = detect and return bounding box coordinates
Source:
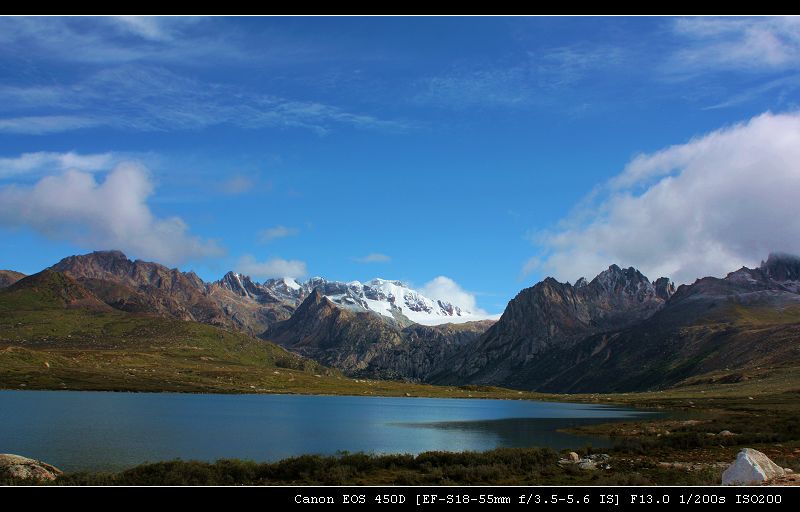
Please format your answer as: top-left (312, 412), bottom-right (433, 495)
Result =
top-left (432, 254), bottom-right (800, 392)
top-left (2, 250), bottom-right (800, 394)
top-left (48, 251), bottom-right (486, 336)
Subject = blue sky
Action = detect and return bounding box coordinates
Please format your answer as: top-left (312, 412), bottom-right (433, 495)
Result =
top-left (2, 16), bottom-right (800, 314)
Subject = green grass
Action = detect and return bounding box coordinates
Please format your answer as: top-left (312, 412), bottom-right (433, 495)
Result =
top-left (0, 302), bottom-right (556, 399)
top-left (2, 448), bottom-right (726, 486)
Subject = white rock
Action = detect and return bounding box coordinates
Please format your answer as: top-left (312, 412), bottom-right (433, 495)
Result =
top-left (722, 448), bottom-right (786, 485)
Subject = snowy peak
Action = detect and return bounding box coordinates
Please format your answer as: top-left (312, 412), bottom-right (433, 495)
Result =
top-left (216, 272), bottom-right (485, 326)
top-left (300, 277), bottom-right (475, 326)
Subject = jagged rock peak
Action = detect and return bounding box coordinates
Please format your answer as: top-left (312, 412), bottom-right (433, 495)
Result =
top-left (654, 277), bottom-right (675, 300)
top-left (95, 249), bottom-right (128, 258)
top-left (589, 264), bottom-right (655, 299)
top-left (761, 253), bottom-right (800, 282)
top-left (574, 277), bottom-right (588, 288)
top-left (219, 271), bottom-right (261, 297)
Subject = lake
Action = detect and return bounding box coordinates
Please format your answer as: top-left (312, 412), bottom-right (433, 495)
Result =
top-left (0, 390), bottom-right (652, 472)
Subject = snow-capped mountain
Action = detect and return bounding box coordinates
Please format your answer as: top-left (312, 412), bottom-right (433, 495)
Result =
top-left (216, 273), bottom-right (486, 326)
top-left (302, 277), bottom-right (482, 326)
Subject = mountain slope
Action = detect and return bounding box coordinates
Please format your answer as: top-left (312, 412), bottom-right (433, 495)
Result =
top-left (359, 320), bottom-right (496, 380)
top-left (0, 270), bottom-right (25, 288)
top-left (264, 289), bottom-right (405, 372)
top-left (434, 265), bottom-right (670, 386)
top-left (433, 254), bottom-right (800, 393)
top-left (264, 289), bottom-right (493, 378)
top-left (51, 250), bottom-right (230, 325)
top-left (0, 269), bottom-right (333, 393)
top-left (1, 269), bottom-right (111, 311)
top-left (207, 272), bottom-right (300, 334)
top-left (51, 251), bottom-right (300, 335)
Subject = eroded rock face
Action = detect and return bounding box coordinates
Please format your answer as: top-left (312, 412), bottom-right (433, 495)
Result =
top-left (0, 454), bottom-right (62, 481)
top-left (722, 448), bottom-right (786, 485)
top-left (264, 289), bottom-right (493, 378)
top-left (436, 265), bottom-right (668, 387)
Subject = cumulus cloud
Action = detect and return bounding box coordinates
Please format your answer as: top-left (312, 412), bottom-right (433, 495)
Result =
top-left (421, 276), bottom-right (489, 316)
top-left (0, 162), bottom-right (223, 266)
top-left (237, 255), bottom-right (307, 279)
top-left (526, 111), bottom-right (800, 284)
top-left (355, 253), bottom-right (391, 263)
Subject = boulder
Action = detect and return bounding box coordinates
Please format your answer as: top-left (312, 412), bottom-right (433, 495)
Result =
top-left (0, 454), bottom-right (63, 481)
top-left (722, 448), bottom-right (785, 485)
top-left (567, 451), bottom-right (580, 462)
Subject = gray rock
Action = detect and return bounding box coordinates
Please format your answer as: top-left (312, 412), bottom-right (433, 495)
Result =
top-left (718, 430), bottom-right (736, 436)
top-left (0, 454), bottom-right (62, 481)
top-left (722, 448), bottom-right (786, 485)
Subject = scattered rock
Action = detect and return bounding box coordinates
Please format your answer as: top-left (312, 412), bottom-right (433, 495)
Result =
top-left (404, 392), bottom-right (412, 397)
top-left (559, 453), bottom-right (610, 470)
top-left (0, 454), bottom-right (62, 481)
top-left (43, 361), bottom-right (50, 368)
top-left (722, 448), bottom-right (786, 485)
top-left (765, 474), bottom-right (800, 486)
top-left (718, 430), bottom-right (736, 437)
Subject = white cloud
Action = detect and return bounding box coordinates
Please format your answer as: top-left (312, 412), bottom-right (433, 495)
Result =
top-left (0, 151), bottom-right (118, 179)
top-left (258, 225), bottom-right (298, 243)
top-left (669, 17), bottom-right (800, 73)
top-left (421, 276), bottom-right (489, 316)
top-left (527, 111), bottom-right (800, 284)
top-left (355, 253), bottom-right (391, 263)
top-left (237, 255), bottom-right (307, 279)
top-left (0, 161), bottom-right (223, 266)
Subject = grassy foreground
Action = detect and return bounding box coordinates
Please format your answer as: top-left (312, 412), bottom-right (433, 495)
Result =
top-left (3, 370), bottom-right (800, 486)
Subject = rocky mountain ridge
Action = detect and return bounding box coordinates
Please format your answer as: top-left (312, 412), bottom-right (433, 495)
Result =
top-left (432, 253), bottom-right (800, 392)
